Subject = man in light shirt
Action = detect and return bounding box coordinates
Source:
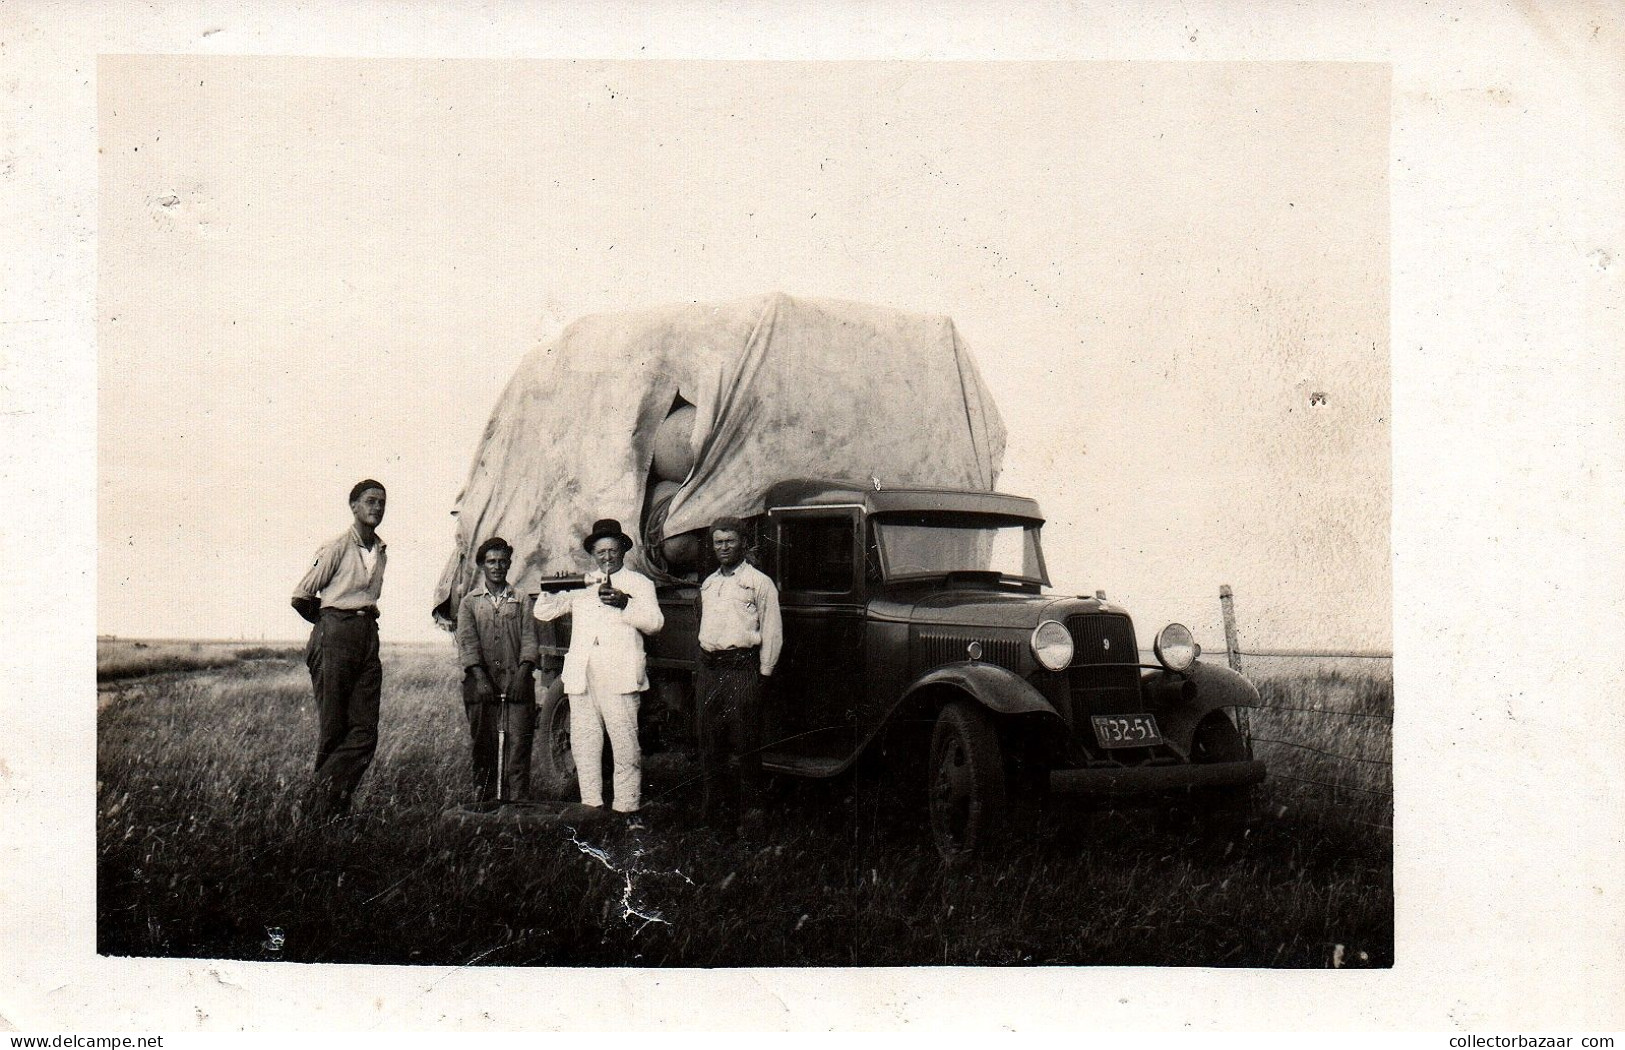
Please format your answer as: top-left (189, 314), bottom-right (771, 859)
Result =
top-left (291, 479), bottom-right (388, 822)
top-left (695, 516), bottom-right (782, 826)
top-left (533, 518), bottom-right (663, 815)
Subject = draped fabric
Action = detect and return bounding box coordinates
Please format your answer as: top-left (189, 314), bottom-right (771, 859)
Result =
top-left (432, 293), bottom-right (1006, 626)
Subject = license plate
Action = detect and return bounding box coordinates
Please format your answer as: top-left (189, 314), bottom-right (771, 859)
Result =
top-left (1091, 714), bottom-right (1165, 748)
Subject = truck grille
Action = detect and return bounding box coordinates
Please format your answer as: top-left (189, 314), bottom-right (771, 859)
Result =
top-left (916, 632), bottom-right (1023, 672)
top-left (1065, 613), bottom-right (1142, 716)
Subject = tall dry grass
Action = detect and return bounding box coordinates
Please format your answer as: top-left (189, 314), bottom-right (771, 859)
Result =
top-left (97, 642), bottom-right (1392, 967)
top-left (96, 640), bottom-right (243, 683)
top-left (1247, 661), bottom-right (1393, 832)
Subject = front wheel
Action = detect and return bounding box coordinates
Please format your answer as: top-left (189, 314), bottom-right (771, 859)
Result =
top-left (928, 701), bottom-right (1007, 861)
top-left (1189, 710), bottom-right (1254, 830)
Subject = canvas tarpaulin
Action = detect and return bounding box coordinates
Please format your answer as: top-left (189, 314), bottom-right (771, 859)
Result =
top-left (432, 292), bottom-right (1006, 624)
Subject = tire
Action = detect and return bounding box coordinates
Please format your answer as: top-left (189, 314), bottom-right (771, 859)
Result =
top-left (1189, 710), bottom-right (1253, 829)
top-left (533, 677), bottom-right (577, 801)
top-left (928, 701), bottom-right (1007, 861)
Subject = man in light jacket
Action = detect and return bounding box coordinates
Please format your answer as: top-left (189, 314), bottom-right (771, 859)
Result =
top-left (455, 536), bottom-right (539, 802)
top-left (533, 518), bottom-right (663, 814)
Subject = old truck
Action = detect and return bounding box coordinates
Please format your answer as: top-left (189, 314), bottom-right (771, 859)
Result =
top-left (532, 477), bottom-right (1266, 859)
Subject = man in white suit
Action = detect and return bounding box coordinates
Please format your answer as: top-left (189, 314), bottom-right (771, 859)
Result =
top-left (534, 518), bottom-right (664, 814)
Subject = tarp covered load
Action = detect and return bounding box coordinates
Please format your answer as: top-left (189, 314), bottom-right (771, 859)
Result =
top-left (432, 292), bottom-right (1006, 623)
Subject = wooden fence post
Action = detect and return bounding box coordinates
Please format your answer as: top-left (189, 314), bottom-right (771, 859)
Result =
top-left (1220, 584), bottom-right (1242, 673)
top-left (1220, 584), bottom-right (1251, 742)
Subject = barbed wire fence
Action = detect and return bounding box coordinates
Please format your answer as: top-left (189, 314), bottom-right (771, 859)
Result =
top-left (1138, 584), bottom-right (1394, 831)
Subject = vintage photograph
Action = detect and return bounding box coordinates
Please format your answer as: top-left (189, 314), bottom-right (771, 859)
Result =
top-left (96, 58), bottom-right (1391, 968)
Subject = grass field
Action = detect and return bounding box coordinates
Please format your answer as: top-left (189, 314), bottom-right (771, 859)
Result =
top-left (96, 642), bottom-right (1392, 968)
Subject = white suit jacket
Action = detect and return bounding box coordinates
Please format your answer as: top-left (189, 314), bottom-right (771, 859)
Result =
top-left (533, 568), bottom-right (664, 695)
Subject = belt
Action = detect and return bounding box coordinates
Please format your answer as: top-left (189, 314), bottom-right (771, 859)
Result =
top-left (700, 645), bottom-right (759, 665)
top-left (321, 606), bottom-right (379, 620)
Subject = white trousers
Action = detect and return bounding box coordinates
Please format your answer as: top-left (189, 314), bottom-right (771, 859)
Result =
top-left (569, 659), bottom-right (642, 812)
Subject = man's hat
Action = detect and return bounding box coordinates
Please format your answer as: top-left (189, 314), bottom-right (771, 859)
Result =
top-left (583, 518), bottom-right (634, 554)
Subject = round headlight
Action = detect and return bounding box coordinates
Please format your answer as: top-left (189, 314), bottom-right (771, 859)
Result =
top-left (1031, 620), bottom-right (1075, 671)
top-left (1153, 623), bottom-right (1198, 672)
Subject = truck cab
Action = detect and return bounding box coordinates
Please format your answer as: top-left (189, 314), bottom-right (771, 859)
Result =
top-left (546, 478), bottom-right (1266, 858)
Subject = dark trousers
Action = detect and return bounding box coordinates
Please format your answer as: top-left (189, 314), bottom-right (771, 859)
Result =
top-left (697, 647), bottom-right (766, 820)
top-left (305, 610), bottom-right (382, 819)
top-left (462, 670), bottom-right (536, 802)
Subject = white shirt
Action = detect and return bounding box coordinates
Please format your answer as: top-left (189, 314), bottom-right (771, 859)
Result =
top-left (698, 560), bottom-right (783, 675)
top-left (534, 568), bottom-right (664, 695)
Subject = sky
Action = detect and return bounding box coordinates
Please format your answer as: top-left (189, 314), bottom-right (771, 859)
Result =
top-left (98, 58), bottom-right (1389, 648)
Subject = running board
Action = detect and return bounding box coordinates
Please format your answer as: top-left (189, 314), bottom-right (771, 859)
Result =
top-left (760, 752), bottom-right (848, 777)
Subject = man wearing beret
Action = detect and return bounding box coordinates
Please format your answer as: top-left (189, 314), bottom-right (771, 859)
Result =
top-left (695, 516), bottom-right (782, 828)
top-left (533, 518), bottom-right (664, 814)
top-left (455, 536), bottom-right (540, 802)
top-left (291, 479), bottom-right (388, 822)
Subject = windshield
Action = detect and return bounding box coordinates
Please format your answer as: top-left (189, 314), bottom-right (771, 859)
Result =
top-left (873, 514), bottom-right (1047, 583)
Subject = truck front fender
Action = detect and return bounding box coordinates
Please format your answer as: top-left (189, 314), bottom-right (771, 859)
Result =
top-left (1146, 659), bottom-right (1261, 753)
top-left (896, 661), bottom-right (1064, 723)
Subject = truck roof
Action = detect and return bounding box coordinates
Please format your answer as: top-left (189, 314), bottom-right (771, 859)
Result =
top-left (763, 478), bottom-right (1044, 521)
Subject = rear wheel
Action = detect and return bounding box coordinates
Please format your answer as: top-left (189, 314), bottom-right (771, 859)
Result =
top-left (928, 701), bottom-right (1007, 861)
top-left (534, 678), bottom-right (577, 801)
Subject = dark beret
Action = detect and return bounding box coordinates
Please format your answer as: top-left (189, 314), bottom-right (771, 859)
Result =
top-left (349, 479), bottom-right (386, 504)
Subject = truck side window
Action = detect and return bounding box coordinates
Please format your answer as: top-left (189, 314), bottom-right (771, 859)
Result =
top-left (780, 517), bottom-right (855, 593)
